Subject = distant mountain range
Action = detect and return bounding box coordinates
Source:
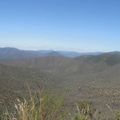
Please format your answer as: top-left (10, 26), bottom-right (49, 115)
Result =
top-left (0, 47), bottom-right (120, 91)
top-left (0, 47), bottom-right (102, 60)
top-left (1, 47), bottom-right (120, 114)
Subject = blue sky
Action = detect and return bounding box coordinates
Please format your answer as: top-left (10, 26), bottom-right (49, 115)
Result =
top-left (0, 0), bottom-right (120, 52)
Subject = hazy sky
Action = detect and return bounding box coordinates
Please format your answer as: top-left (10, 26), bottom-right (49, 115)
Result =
top-left (0, 0), bottom-right (120, 52)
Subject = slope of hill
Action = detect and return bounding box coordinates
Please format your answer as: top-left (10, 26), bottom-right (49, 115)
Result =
top-left (0, 50), bottom-right (120, 117)
top-left (0, 63), bottom-right (66, 98)
top-left (75, 51), bottom-right (120, 66)
top-left (1, 51), bottom-right (120, 88)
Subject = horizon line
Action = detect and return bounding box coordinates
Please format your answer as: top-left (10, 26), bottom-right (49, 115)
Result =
top-left (0, 46), bottom-right (120, 53)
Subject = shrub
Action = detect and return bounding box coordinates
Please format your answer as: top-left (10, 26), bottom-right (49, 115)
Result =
top-left (1, 92), bottom-right (67, 120)
top-left (73, 101), bottom-right (96, 120)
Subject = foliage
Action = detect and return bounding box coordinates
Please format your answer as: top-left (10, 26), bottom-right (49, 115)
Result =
top-left (0, 92), bottom-right (67, 120)
top-left (73, 101), bottom-right (95, 120)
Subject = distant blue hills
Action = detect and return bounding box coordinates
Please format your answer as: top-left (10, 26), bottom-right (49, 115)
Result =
top-left (0, 47), bottom-right (103, 60)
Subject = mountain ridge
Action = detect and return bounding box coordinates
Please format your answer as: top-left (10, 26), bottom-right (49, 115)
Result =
top-left (0, 47), bottom-right (103, 59)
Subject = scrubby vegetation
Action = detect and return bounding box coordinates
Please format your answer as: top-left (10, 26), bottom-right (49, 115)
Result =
top-left (0, 91), bottom-right (67, 120)
top-left (0, 91), bottom-right (120, 120)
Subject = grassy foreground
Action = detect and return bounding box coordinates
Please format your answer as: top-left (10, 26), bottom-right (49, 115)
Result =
top-left (0, 91), bottom-right (120, 120)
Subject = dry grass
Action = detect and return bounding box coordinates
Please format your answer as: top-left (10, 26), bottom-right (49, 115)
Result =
top-left (0, 90), bottom-right (67, 120)
top-left (1, 92), bottom-right (120, 120)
